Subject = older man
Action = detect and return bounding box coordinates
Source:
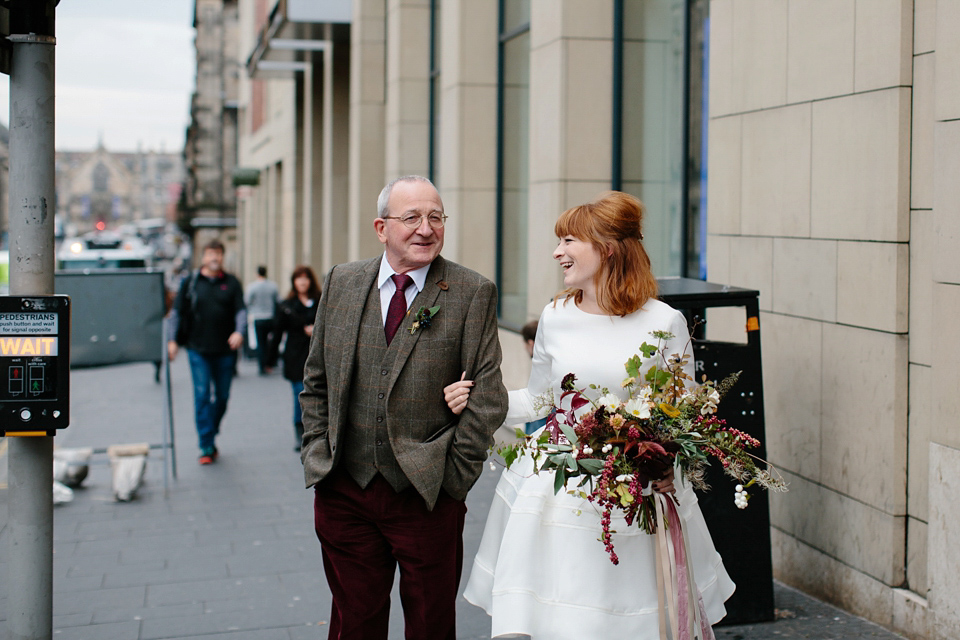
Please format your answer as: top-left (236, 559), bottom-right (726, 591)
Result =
top-left (299, 175), bottom-right (507, 639)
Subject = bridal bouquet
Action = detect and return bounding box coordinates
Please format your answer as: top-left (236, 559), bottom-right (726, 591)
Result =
top-left (498, 330), bottom-right (786, 564)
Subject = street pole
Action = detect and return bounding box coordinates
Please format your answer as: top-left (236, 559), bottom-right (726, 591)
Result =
top-left (6, 2), bottom-right (57, 639)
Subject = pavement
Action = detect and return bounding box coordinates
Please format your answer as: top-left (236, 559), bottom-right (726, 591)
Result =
top-left (0, 356), bottom-right (907, 640)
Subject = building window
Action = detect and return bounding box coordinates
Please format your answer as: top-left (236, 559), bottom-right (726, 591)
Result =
top-left (496, 0), bottom-right (530, 328)
top-left (614, 0), bottom-right (708, 279)
top-left (428, 0), bottom-right (442, 185)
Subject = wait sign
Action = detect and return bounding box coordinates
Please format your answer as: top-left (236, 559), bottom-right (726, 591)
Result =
top-left (0, 336), bottom-right (58, 356)
top-left (0, 296), bottom-right (70, 435)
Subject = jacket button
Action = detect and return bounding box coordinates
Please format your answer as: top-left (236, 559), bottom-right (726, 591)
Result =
top-left (381, 369), bottom-right (388, 375)
top-left (375, 439), bottom-right (383, 446)
top-left (376, 416), bottom-right (383, 423)
top-left (378, 393), bottom-right (384, 399)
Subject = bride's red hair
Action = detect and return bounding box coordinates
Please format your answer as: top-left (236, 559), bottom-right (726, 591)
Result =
top-left (553, 191), bottom-right (658, 316)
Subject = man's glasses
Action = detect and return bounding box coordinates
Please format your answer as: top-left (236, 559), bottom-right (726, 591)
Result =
top-left (383, 213), bottom-right (448, 229)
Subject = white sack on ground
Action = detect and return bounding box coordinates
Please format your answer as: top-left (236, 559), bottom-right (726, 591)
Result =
top-left (108, 443), bottom-right (150, 502)
top-left (53, 447), bottom-right (93, 488)
top-left (53, 480), bottom-right (74, 504)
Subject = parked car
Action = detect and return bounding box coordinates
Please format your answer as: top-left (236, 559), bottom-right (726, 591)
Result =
top-left (57, 232), bottom-right (153, 271)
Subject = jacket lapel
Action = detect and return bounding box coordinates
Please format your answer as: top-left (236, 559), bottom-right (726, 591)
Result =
top-left (335, 257), bottom-right (381, 418)
top-left (386, 256), bottom-right (447, 389)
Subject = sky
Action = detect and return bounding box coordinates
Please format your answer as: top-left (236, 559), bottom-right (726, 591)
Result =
top-left (0, 0), bottom-right (196, 153)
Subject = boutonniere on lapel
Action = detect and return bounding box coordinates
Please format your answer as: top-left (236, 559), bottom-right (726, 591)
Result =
top-left (408, 305), bottom-right (440, 335)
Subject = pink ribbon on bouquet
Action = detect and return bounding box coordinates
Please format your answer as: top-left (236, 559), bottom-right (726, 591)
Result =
top-left (653, 493), bottom-right (716, 640)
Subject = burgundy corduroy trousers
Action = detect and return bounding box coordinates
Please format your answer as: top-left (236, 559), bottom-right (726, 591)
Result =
top-left (313, 470), bottom-right (466, 640)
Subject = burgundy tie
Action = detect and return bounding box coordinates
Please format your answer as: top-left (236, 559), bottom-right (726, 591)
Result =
top-left (384, 273), bottom-right (413, 345)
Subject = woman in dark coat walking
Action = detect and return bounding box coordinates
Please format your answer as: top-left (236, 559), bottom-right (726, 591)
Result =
top-left (271, 265), bottom-right (321, 450)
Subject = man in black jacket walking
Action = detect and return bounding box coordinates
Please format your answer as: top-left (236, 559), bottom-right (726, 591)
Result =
top-left (168, 239), bottom-right (246, 464)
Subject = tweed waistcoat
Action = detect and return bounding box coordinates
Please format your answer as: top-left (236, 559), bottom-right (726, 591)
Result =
top-left (340, 281), bottom-right (411, 492)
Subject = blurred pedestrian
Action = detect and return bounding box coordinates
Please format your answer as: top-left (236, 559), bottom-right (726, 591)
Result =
top-left (270, 265), bottom-right (321, 451)
top-left (244, 265), bottom-right (279, 374)
top-left (167, 239), bottom-right (246, 465)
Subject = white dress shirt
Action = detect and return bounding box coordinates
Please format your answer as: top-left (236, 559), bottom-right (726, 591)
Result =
top-left (377, 254), bottom-right (431, 325)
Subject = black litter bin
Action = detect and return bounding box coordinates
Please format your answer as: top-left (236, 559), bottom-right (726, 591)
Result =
top-left (657, 277), bottom-right (775, 625)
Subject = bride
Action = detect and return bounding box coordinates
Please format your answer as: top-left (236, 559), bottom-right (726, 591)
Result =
top-left (445, 192), bottom-right (735, 639)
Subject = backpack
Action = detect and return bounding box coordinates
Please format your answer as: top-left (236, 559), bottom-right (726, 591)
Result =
top-left (174, 270), bottom-right (200, 346)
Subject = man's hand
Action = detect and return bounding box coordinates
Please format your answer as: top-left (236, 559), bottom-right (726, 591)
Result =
top-left (167, 340), bottom-right (179, 362)
top-left (227, 331), bottom-right (244, 351)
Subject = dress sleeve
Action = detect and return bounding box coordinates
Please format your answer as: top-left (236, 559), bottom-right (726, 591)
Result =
top-left (505, 310), bottom-right (553, 425)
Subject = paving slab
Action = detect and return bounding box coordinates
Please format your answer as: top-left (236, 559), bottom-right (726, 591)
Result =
top-left (0, 358), bottom-right (909, 639)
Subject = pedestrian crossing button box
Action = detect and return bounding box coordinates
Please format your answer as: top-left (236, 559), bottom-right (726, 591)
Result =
top-left (0, 295), bottom-right (70, 435)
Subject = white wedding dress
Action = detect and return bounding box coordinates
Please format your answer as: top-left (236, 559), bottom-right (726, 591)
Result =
top-left (464, 298), bottom-right (735, 639)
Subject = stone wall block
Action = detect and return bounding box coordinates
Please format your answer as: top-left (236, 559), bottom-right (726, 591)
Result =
top-left (708, 0), bottom-right (735, 117)
top-left (740, 105), bottom-right (811, 237)
top-left (907, 516), bottom-right (928, 596)
top-left (705, 234), bottom-right (731, 285)
top-left (706, 115), bottom-right (741, 236)
top-left (909, 212), bottom-right (934, 366)
top-left (728, 236), bottom-right (773, 311)
top-left (731, 0), bottom-right (788, 112)
top-left (892, 588), bottom-right (930, 639)
top-left (761, 313), bottom-right (822, 480)
top-left (820, 323), bottom-right (907, 512)
top-left (771, 471), bottom-right (905, 585)
top-left (836, 241), bottom-right (908, 333)
top-left (930, 283), bottom-right (960, 451)
top-left (934, 0), bottom-right (960, 120)
top-left (909, 363), bottom-right (931, 522)
top-left (914, 0), bottom-right (935, 54)
top-left (451, 188), bottom-right (497, 279)
top-left (455, 85), bottom-right (498, 190)
top-left (385, 78), bottom-right (430, 125)
top-left (771, 237), bottom-right (836, 321)
top-left (526, 180), bottom-right (564, 319)
top-left (912, 53), bottom-right (935, 211)
top-left (559, 0), bottom-right (612, 40)
top-left (933, 122), bottom-right (960, 284)
top-left (811, 89), bottom-right (911, 242)
top-left (530, 0), bottom-right (561, 49)
top-left (786, 0), bottom-right (854, 102)
top-left (529, 41), bottom-right (563, 182)
top-left (772, 530), bottom-right (894, 627)
top-left (929, 443), bottom-right (960, 634)
top-left (854, 0), bottom-right (913, 92)
top-left (444, 0), bottom-right (499, 86)
top-left (563, 39), bottom-right (613, 181)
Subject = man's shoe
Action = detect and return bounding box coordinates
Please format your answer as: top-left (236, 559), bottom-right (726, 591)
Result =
top-left (199, 447), bottom-right (218, 465)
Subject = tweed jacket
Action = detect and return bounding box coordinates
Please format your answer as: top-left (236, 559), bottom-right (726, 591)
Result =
top-left (300, 255), bottom-right (508, 509)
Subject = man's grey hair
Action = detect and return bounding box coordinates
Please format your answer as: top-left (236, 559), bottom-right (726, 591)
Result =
top-left (377, 175), bottom-right (438, 218)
